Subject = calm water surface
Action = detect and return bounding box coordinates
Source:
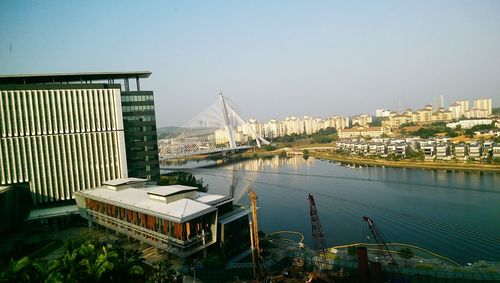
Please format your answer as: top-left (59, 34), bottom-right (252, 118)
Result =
top-left (167, 156), bottom-right (500, 263)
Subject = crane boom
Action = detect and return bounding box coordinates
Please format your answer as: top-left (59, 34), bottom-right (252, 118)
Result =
top-left (249, 189), bottom-right (261, 278)
top-left (308, 194), bottom-right (329, 270)
top-left (362, 216), bottom-right (400, 274)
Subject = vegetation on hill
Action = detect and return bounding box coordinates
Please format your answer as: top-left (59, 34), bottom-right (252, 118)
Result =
top-left (271, 127), bottom-right (338, 145)
top-left (492, 107), bottom-right (500, 117)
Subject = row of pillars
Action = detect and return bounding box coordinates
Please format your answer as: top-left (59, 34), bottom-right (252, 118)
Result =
top-left (88, 219), bottom-right (164, 257)
top-left (124, 77), bottom-right (141, 92)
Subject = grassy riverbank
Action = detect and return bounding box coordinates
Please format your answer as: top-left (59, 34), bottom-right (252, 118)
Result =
top-left (312, 151), bottom-right (500, 173)
top-left (240, 144), bottom-right (500, 173)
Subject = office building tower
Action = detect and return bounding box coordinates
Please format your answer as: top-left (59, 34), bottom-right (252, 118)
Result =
top-left (0, 71), bottom-right (160, 207)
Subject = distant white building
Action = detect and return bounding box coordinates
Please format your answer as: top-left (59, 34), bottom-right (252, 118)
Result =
top-left (263, 119), bottom-right (283, 139)
top-left (473, 98), bottom-right (492, 116)
top-left (446, 119), bottom-right (493, 129)
top-left (352, 114), bottom-right (373, 127)
top-left (283, 116), bottom-right (302, 135)
top-left (338, 126), bottom-right (390, 139)
top-left (376, 109), bottom-right (391, 118)
top-left (324, 116), bottom-right (349, 130)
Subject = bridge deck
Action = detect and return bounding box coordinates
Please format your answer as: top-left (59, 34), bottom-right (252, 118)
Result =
top-left (159, 145), bottom-right (252, 160)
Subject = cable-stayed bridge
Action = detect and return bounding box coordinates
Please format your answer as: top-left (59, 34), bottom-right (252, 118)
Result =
top-left (158, 92), bottom-right (269, 160)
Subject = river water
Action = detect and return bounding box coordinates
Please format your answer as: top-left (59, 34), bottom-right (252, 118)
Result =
top-left (164, 156), bottom-right (500, 264)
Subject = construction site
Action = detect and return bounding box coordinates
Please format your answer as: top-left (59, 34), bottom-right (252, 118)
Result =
top-left (4, 183), bottom-right (499, 283)
top-left (193, 191), bottom-right (500, 283)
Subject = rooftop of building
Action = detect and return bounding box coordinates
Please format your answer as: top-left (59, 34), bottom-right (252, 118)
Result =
top-left (102, 177), bottom-right (147, 186)
top-left (341, 126), bottom-right (384, 132)
top-left (76, 178), bottom-right (232, 223)
top-left (147, 185), bottom-right (199, 197)
top-left (0, 71), bottom-right (151, 84)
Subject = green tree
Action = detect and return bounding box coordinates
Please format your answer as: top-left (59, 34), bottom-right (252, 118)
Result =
top-left (160, 172), bottom-right (208, 192)
top-left (0, 240), bottom-right (148, 283)
top-left (147, 260), bottom-right (177, 283)
top-left (264, 144), bottom-right (276, 151)
top-left (279, 150), bottom-right (287, 157)
top-left (347, 246), bottom-right (357, 258)
top-left (399, 248), bottom-right (414, 266)
top-left (0, 256), bottom-right (35, 283)
top-left (311, 135), bottom-right (333, 143)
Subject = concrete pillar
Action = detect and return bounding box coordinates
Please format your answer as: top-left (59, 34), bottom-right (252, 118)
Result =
top-left (88, 220), bottom-right (93, 228)
top-left (140, 241), bottom-right (147, 249)
top-left (155, 247), bottom-right (161, 256)
top-left (124, 78), bottom-right (130, 91)
top-left (136, 77), bottom-right (141, 91)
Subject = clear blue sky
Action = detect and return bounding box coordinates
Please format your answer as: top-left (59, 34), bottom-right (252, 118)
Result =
top-left (1, 0), bottom-right (499, 126)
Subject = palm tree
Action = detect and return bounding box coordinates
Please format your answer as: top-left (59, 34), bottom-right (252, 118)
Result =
top-left (148, 260), bottom-right (177, 283)
top-left (0, 257), bottom-right (34, 283)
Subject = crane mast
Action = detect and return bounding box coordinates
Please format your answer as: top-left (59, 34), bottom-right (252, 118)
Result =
top-left (362, 216), bottom-right (400, 275)
top-left (249, 189), bottom-right (261, 278)
top-left (308, 194), bottom-right (329, 270)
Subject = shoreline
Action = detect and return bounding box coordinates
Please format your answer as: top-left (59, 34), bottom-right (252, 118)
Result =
top-left (241, 149), bottom-right (500, 173)
top-left (311, 151), bottom-right (500, 173)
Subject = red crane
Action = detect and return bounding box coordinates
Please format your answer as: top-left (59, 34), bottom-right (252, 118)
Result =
top-left (362, 216), bottom-right (400, 275)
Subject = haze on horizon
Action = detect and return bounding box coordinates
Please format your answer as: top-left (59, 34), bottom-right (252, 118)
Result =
top-left (1, 0), bottom-right (499, 127)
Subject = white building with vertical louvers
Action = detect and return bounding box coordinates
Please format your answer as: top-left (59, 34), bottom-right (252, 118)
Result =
top-left (0, 74), bottom-right (130, 205)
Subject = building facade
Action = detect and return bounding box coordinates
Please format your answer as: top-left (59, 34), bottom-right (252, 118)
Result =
top-left (75, 178), bottom-right (250, 258)
top-left (121, 90), bottom-right (160, 183)
top-left (473, 98), bottom-right (492, 116)
top-left (0, 72), bottom-right (159, 206)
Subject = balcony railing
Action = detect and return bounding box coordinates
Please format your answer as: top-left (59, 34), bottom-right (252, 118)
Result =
top-left (85, 210), bottom-right (214, 257)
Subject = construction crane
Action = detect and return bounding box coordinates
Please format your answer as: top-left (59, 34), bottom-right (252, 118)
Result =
top-left (248, 189), bottom-right (261, 279)
top-left (362, 216), bottom-right (400, 275)
top-left (308, 194), bottom-right (329, 271)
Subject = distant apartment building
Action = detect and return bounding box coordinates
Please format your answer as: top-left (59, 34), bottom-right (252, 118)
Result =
top-left (239, 118), bottom-right (264, 139)
top-left (324, 116), bottom-right (349, 130)
top-left (432, 108), bottom-right (453, 122)
top-left (263, 119), bottom-right (283, 139)
top-left (435, 143), bottom-right (451, 160)
top-left (467, 107), bottom-right (489, 119)
top-left (448, 100), bottom-right (469, 119)
top-left (454, 144), bottom-right (468, 160)
top-left (338, 126), bottom-right (390, 139)
top-left (446, 119), bottom-right (493, 129)
top-left (420, 140), bottom-right (436, 160)
top-left (0, 71), bottom-right (160, 207)
top-left (493, 144), bottom-right (500, 158)
top-left (384, 114), bottom-right (411, 128)
top-left (215, 128), bottom-right (246, 145)
top-left (473, 98), bottom-right (492, 116)
top-left (414, 105), bottom-right (434, 124)
top-left (468, 143), bottom-right (482, 159)
top-left (375, 109), bottom-right (391, 118)
top-left (352, 114), bottom-right (372, 127)
top-left (283, 116), bottom-right (302, 135)
top-left (303, 116), bottom-right (323, 135)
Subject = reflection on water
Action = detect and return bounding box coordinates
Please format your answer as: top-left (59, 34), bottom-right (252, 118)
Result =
top-left (191, 156), bottom-right (500, 264)
top-left (230, 155), bottom-right (317, 171)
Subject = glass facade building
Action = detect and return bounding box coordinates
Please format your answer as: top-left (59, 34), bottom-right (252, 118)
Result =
top-left (121, 91), bottom-right (160, 183)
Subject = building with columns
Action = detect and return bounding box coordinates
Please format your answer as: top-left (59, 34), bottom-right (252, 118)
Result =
top-left (0, 72), bottom-right (160, 227)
